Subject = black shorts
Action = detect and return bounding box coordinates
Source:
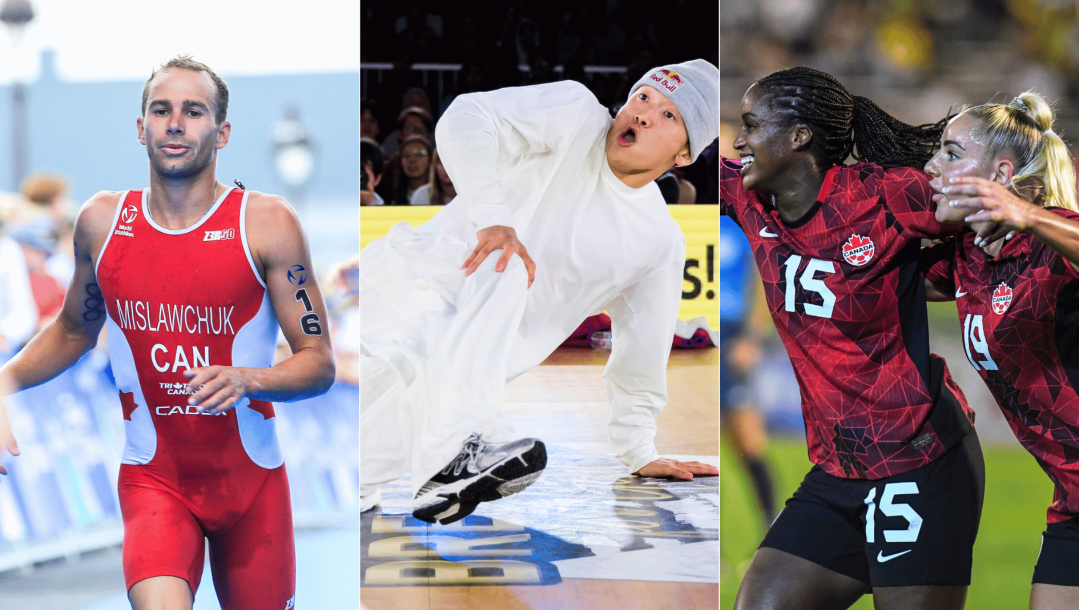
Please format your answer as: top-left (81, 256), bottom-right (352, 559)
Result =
top-left (1033, 517), bottom-right (1079, 586)
top-left (760, 429), bottom-right (985, 587)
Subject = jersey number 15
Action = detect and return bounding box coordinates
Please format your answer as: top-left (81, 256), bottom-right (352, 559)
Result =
top-left (781, 254), bottom-right (836, 319)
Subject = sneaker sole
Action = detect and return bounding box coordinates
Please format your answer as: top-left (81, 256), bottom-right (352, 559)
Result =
top-left (413, 441), bottom-right (547, 524)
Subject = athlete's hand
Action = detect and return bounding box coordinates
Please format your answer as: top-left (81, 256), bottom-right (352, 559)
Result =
top-left (461, 225), bottom-right (536, 288)
top-left (0, 396), bottom-right (19, 475)
top-left (942, 177), bottom-right (1039, 244)
top-left (634, 458), bottom-right (718, 480)
top-left (184, 366), bottom-right (253, 415)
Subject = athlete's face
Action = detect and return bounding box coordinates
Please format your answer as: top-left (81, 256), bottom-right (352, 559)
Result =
top-left (606, 85), bottom-right (692, 178)
top-left (137, 68), bottom-right (229, 180)
top-left (733, 84), bottom-right (795, 193)
top-left (400, 143), bottom-right (430, 180)
top-left (361, 109), bottom-right (380, 140)
top-left (923, 112), bottom-right (1008, 201)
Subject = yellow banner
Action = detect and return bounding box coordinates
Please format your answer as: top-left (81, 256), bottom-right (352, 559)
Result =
top-left (360, 206), bottom-right (718, 328)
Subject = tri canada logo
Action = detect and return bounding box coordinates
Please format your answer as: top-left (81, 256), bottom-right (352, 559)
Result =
top-left (842, 234), bottom-right (875, 266)
top-left (992, 282), bottom-right (1013, 314)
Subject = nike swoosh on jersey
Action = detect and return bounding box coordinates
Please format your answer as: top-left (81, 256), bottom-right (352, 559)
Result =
top-left (759, 227), bottom-right (778, 238)
top-left (877, 549), bottom-right (912, 563)
top-left (956, 288), bottom-right (968, 297)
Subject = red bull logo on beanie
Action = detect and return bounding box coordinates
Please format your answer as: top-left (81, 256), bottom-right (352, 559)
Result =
top-left (650, 69), bottom-right (682, 93)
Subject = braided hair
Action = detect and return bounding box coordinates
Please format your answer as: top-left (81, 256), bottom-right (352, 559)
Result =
top-left (755, 67), bottom-right (947, 169)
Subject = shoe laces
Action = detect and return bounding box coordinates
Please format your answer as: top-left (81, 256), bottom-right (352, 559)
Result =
top-left (443, 433), bottom-right (486, 476)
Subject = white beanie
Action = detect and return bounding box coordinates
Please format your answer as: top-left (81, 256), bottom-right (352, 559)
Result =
top-left (627, 59), bottom-right (719, 162)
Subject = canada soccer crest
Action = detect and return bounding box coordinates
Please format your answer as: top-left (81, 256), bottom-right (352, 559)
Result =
top-left (992, 282), bottom-right (1013, 314)
top-left (841, 234), bottom-right (875, 266)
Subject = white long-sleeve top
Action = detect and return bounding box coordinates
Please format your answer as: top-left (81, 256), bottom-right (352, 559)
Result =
top-left (374, 81), bottom-right (686, 473)
top-left (0, 236), bottom-right (37, 349)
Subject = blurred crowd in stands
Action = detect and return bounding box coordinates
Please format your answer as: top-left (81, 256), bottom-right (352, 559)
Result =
top-left (721, 0), bottom-right (1079, 156)
top-left (0, 175), bottom-right (75, 358)
top-left (361, 0), bottom-right (719, 205)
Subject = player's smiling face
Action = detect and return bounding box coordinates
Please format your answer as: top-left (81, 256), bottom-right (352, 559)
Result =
top-left (605, 85), bottom-right (692, 176)
top-left (138, 68), bottom-right (229, 180)
top-left (923, 112), bottom-right (1000, 198)
top-left (733, 84), bottom-right (795, 193)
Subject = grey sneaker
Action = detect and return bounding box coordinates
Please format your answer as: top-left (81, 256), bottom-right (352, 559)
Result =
top-left (412, 433), bottom-right (547, 524)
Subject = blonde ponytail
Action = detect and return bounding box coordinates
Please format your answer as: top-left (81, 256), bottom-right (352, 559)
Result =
top-left (964, 91), bottom-right (1078, 212)
top-left (1011, 92), bottom-right (1078, 211)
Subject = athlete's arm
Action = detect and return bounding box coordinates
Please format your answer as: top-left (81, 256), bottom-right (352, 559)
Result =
top-left (184, 192), bottom-right (335, 412)
top-left (0, 192), bottom-right (117, 471)
top-left (942, 176), bottom-right (1079, 272)
top-left (603, 237), bottom-right (719, 480)
top-left (438, 82), bottom-right (602, 282)
top-left (1, 192), bottom-right (116, 390)
top-left (917, 239), bottom-right (958, 303)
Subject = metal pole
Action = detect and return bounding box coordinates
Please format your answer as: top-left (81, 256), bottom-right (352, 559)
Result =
top-left (12, 81), bottom-right (25, 188)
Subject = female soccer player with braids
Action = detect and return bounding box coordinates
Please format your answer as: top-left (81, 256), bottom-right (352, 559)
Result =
top-left (722, 66), bottom-right (982, 610)
top-left (922, 92), bottom-right (1079, 610)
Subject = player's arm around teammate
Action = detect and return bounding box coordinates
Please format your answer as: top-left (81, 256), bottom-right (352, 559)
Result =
top-left (0, 190), bottom-right (123, 466)
top-left (921, 93), bottom-right (1079, 610)
top-left (184, 192), bottom-right (335, 413)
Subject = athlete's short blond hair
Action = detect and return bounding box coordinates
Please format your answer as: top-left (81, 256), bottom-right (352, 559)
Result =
top-left (141, 55), bottom-right (229, 124)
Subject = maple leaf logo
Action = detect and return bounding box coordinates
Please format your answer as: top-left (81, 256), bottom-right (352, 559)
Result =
top-left (842, 234), bottom-right (875, 266)
top-left (119, 391), bottom-right (139, 421)
top-left (992, 282), bottom-right (1013, 314)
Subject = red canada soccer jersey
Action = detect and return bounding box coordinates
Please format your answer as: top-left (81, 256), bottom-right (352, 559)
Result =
top-left (923, 211), bottom-right (1079, 523)
top-left (95, 189), bottom-right (282, 513)
top-left (721, 158), bottom-right (973, 480)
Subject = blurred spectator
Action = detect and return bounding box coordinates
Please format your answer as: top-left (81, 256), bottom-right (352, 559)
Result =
top-left (381, 104), bottom-right (433, 159)
top-left (440, 63), bottom-right (482, 115)
top-left (361, 139), bottom-right (386, 206)
top-left (8, 217), bottom-right (64, 332)
top-left (21, 173), bottom-right (71, 225)
top-left (395, 0), bottom-right (443, 39)
top-left (21, 173), bottom-right (75, 285)
top-left (515, 18), bottom-right (542, 67)
top-left (0, 227), bottom-right (38, 353)
top-left (322, 255), bottom-right (359, 387)
top-left (380, 135), bottom-right (432, 206)
top-left (682, 138), bottom-right (720, 204)
top-left (393, 0), bottom-right (444, 63)
top-left (361, 99), bottom-right (383, 143)
top-left (409, 148), bottom-right (456, 206)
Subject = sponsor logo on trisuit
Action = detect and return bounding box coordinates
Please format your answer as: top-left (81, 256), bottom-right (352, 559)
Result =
top-left (203, 228), bottom-right (235, 241)
top-left (121, 204), bottom-right (139, 224)
top-left (115, 204), bottom-right (138, 237)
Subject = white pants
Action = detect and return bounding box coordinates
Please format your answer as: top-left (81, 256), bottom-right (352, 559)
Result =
top-left (360, 223), bottom-right (529, 498)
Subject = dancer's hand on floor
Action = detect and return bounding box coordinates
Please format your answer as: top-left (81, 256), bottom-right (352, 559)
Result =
top-left (635, 457), bottom-right (718, 480)
top-left (462, 225), bottom-right (536, 288)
